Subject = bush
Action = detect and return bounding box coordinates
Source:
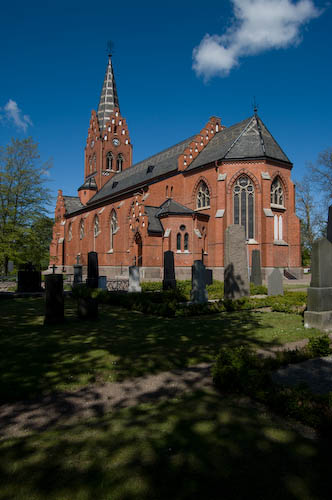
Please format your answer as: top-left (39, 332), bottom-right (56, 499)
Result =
top-left (306, 335), bottom-right (331, 357)
top-left (250, 283), bottom-right (268, 295)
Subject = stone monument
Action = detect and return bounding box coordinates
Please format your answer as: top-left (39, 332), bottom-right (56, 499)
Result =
top-left (250, 249), bottom-right (262, 286)
top-left (73, 265), bottom-right (83, 286)
top-left (44, 274), bottom-right (64, 325)
top-left (191, 260), bottom-right (208, 303)
top-left (224, 225), bottom-right (249, 299)
top-left (268, 268), bottom-right (283, 296)
top-left (128, 266), bottom-right (141, 292)
top-left (304, 238), bottom-right (332, 331)
top-left (87, 251), bottom-right (99, 288)
top-left (162, 251), bottom-right (176, 290)
top-left (17, 263), bottom-right (42, 293)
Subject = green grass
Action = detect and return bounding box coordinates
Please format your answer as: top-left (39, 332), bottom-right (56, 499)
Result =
top-left (0, 390), bottom-right (331, 500)
top-left (0, 297), bottom-right (322, 401)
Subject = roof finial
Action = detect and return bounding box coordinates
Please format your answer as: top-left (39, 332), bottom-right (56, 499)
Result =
top-left (107, 40), bottom-right (114, 59)
top-left (252, 96), bottom-right (258, 116)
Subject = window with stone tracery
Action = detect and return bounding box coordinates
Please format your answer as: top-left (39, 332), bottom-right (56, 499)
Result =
top-left (271, 177), bottom-right (284, 207)
top-left (106, 152), bottom-right (113, 170)
top-left (117, 154), bottom-right (123, 172)
top-left (196, 181), bottom-right (210, 209)
top-left (184, 233), bottom-right (189, 251)
top-left (233, 175), bottom-right (255, 240)
top-left (79, 219), bottom-right (85, 240)
top-left (110, 210), bottom-right (118, 251)
top-left (94, 215), bottom-right (99, 238)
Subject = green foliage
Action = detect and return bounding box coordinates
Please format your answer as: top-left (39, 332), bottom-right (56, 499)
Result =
top-left (306, 335), bottom-right (331, 358)
top-left (250, 282), bottom-right (268, 295)
top-left (0, 137), bottom-right (52, 273)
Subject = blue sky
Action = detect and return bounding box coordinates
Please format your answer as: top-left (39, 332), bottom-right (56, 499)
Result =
top-left (0, 0), bottom-right (331, 214)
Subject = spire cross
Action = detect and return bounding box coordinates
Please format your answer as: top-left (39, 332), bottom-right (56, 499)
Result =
top-left (252, 96), bottom-right (259, 116)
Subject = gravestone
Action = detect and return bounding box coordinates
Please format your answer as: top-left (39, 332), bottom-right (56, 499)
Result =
top-left (224, 225), bottom-right (249, 299)
top-left (17, 263), bottom-right (42, 293)
top-left (205, 269), bottom-right (213, 286)
top-left (128, 266), bottom-right (141, 292)
top-left (44, 274), bottom-right (64, 325)
top-left (191, 260), bottom-right (208, 303)
top-left (304, 238), bottom-right (332, 331)
top-left (268, 268), bottom-right (283, 296)
top-left (98, 276), bottom-right (107, 290)
top-left (87, 251), bottom-right (99, 288)
top-left (73, 265), bottom-right (83, 286)
top-left (327, 205), bottom-right (332, 244)
top-left (8, 261), bottom-right (14, 273)
top-left (250, 249), bottom-right (262, 286)
top-left (162, 251), bottom-right (176, 290)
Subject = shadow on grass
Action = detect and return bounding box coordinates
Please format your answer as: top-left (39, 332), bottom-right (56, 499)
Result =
top-left (0, 297), bottom-right (301, 402)
top-left (0, 390), bottom-right (330, 500)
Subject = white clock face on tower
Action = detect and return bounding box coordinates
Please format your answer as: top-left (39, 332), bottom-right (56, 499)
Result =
top-left (113, 138), bottom-right (120, 146)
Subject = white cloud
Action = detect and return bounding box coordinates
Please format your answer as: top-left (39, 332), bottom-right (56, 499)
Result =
top-left (193, 0), bottom-right (322, 79)
top-left (0, 99), bottom-right (33, 131)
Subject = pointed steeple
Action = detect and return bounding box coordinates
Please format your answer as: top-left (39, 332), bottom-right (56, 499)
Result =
top-left (97, 54), bottom-right (120, 131)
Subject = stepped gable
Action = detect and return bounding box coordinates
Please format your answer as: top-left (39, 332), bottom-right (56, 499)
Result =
top-left (88, 135), bottom-right (195, 205)
top-left (186, 115), bottom-right (291, 171)
top-left (63, 196), bottom-right (84, 215)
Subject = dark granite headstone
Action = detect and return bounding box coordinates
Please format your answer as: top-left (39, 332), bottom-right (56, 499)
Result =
top-left (44, 274), bottom-right (64, 325)
top-left (73, 264), bottom-right (83, 286)
top-left (224, 225), bottom-right (249, 299)
top-left (17, 263), bottom-right (42, 293)
top-left (191, 260), bottom-right (208, 303)
top-left (250, 249), bottom-right (262, 286)
top-left (304, 238), bottom-right (332, 331)
top-left (268, 268), bottom-right (283, 296)
top-left (162, 251), bottom-right (176, 290)
top-left (327, 205), bottom-right (332, 244)
top-left (87, 251), bottom-right (99, 288)
top-left (205, 269), bottom-right (213, 286)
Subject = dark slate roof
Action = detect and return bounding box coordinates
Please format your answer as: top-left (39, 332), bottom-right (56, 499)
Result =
top-left (156, 199), bottom-right (195, 217)
top-left (63, 196), bottom-right (84, 215)
top-left (78, 176), bottom-right (98, 191)
top-left (186, 115), bottom-right (291, 171)
top-left (144, 206), bottom-right (164, 233)
top-left (88, 135), bottom-right (195, 205)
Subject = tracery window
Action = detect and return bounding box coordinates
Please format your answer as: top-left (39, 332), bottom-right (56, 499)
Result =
top-left (94, 215), bottom-right (99, 238)
top-left (79, 219), bottom-right (85, 240)
top-left (177, 233), bottom-right (181, 251)
top-left (68, 222), bottom-right (72, 242)
top-left (184, 233), bottom-right (189, 251)
top-left (106, 152), bottom-right (113, 170)
top-left (233, 175), bottom-right (255, 240)
top-left (110, 210), bottom-right (118, 251)
top-left (196, 181), bottom-right (210, 209)
top-left (271, 177), bottom-right (284, 207)
top-left (117, 154), bottom-right (123, 172)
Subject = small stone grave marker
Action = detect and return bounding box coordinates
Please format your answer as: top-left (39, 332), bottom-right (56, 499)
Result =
top-left (250, 249), bottom-right (262, 286)
top-left (162, 251), bottom-right (176, 290)
top-left (268, 268), bottom-right (283, 296)
top-left (128, 266), bottom-right (141, 292)
top-left (191, 260), bottom-right (208, 303)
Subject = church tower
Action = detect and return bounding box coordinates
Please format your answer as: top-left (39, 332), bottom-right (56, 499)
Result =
top-left (79, 53), bottom-right (132, 204)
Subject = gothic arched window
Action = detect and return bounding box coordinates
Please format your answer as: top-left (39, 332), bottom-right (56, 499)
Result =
top-left (177, 233), bottom-right (181, 251)
top-left (271, 177), bottom-right (284, 207)
top-left (110, 210), bottom-right (118, 251)
top-left (93, 153), bottom-right (96, 171)
top-left (117, 154), bottom-right (123, 172)
top-left (68, 222), bottom-right (72, 242)
top-left (233, 175), bottom-right (255, 240)
top-left (184, 233), bottom-right (189, 251)
top-left (79, 219), bottom-right (85, 240)
top-left (196, 181), bottom-right (210, 209)
top-left (94, 215), bottom-right (99, 238)
top-left (106, 152), bottom-right (113, 171)
top-left (89, 156), bottom-right (92, 174)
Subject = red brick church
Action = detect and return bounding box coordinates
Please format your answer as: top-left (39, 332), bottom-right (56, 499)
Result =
top-left (50, 55), bottom-right (302, 280)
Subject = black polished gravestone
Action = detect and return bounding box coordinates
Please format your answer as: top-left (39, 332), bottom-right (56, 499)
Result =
top-left (162, 251), bottom-right (176, 290)
top-left (327, 205), bottom-right (332, 244)
top-left (17, 263), bottom-right (42, 293)
top-left (250, 249), bottom-right (262, 286)
top-left (44, 274), bottom-right (64, 325)
top-left (86, 251), bottom-right (99, 288)
top-left (205, 269), bottom-right (213, 286)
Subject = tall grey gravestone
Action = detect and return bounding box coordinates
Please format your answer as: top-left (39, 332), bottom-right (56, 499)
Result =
top-left (250, 249), bottom-right (262, 286)
top-left (327, 205), bottom-right (332, 244)
top-left (304, 238), bottom-right (332, 331)
top-left (268, 268), bottom-right (283, 296)
top-left (191, 260), bottom-right (208, 303)
top-left (128, 266), bottom-right (141, 292)
top-left (44, 274), bottom-right (64, 325)
top-left (73, 264), bottom-right (83, 286)
top-left (224, 225), bottom-right (249, 299)
top-left (163, 251), bottom-right (176, 290)
top-left (87, 251), bottom-right (99, 288)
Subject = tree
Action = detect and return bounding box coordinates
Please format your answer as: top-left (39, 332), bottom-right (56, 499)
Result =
top-left (309, 148), bottom-right (332, 208)
top-left (0, 137), bottom-right (52, 274)
top-left (296, 175), bottom-right (321, 266)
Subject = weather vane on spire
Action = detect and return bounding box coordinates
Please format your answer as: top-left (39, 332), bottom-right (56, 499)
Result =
top-left (252, 96), bottom-right (259, 116)
top-left (107, 40), bottom-right (114, 58)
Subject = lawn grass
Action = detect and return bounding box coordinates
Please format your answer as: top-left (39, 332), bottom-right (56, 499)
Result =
top-left (0, 390), bottom-right (330, 500)
top-left (0, 297), bottom-right (322, 401)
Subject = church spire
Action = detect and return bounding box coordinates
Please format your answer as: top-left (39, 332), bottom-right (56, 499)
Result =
top-left (97, 54), bottom-right (120, 131)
